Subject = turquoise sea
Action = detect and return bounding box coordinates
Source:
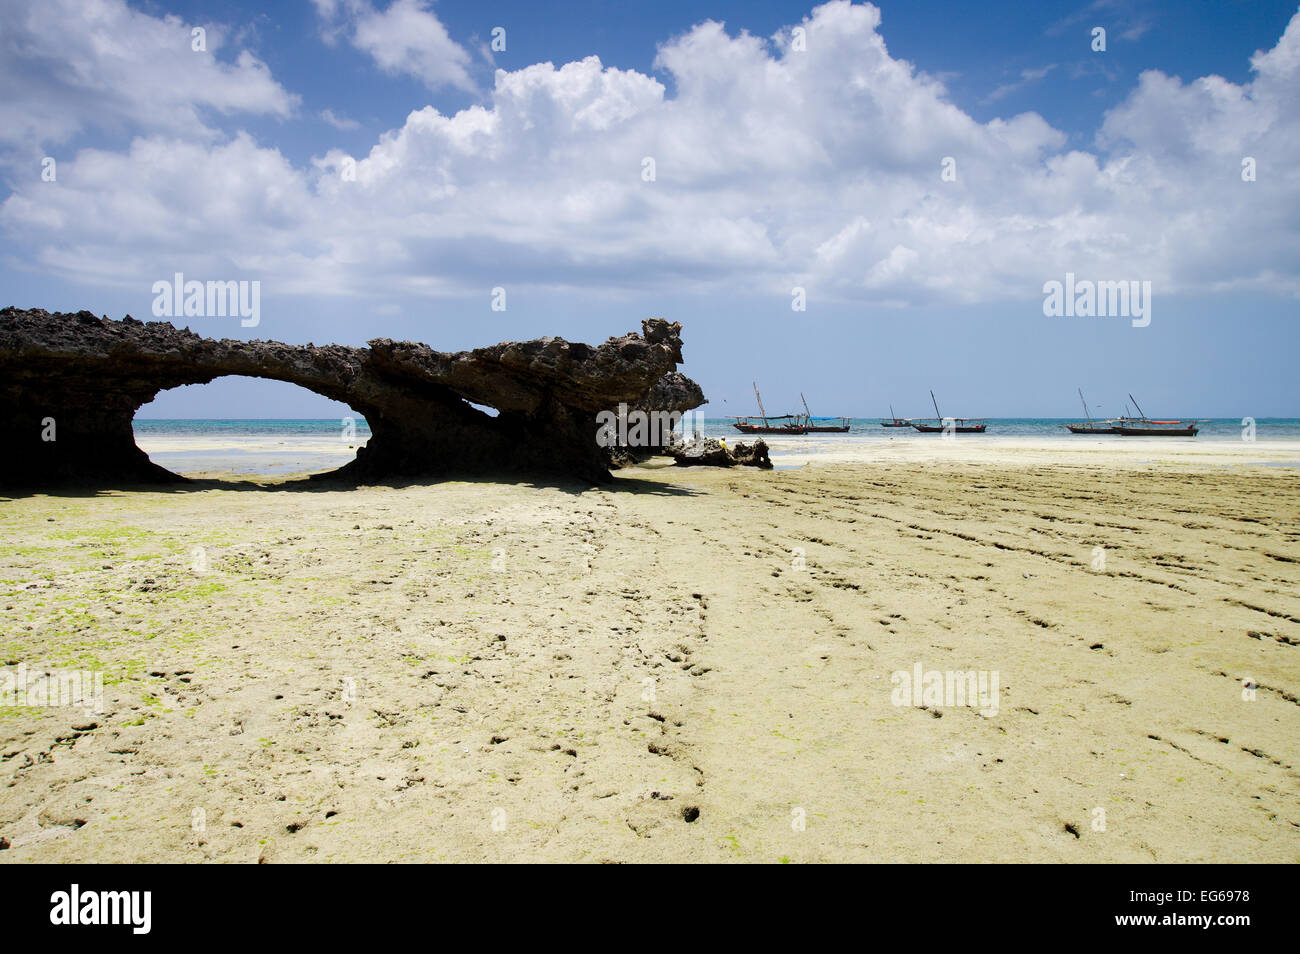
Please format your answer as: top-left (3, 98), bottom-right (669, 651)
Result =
top-left (133, 417), bottom-right (1300, 441)
top-left (131, 416), bottom-right (1300, 476)
top-left (134, 419), bottom-right (374, 439)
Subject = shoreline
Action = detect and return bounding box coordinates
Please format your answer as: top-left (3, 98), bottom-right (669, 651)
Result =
top-left (131, 432), bottom-right (1300, 479)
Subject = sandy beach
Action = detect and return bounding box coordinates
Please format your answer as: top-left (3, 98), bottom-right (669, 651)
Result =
top-left (1, 438), bottom-right (1297, 863)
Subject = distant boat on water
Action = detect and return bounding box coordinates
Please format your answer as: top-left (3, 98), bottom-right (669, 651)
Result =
top-left (731, 416), bottom-right (807, 435)
top-left (730, 385), bottom-right (851, 434)
top-left (730, 382), bottom-right (808, 434)
top-left (1065, 388), bottom-right (1120, 434)
top-left (880, 404), bottom-right (911, 427)
top-left (801, 394), bottom-right (850, 433)
top-left (910, 391), bottom-right (987, 433)
top-left (1113, 421), bottom-right (1200, 436)
top-left (1112, 393), bottom-right (1203, 437)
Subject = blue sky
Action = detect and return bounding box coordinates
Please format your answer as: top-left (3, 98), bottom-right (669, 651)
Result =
top-left (2, 0), bottom-right (1297, 418)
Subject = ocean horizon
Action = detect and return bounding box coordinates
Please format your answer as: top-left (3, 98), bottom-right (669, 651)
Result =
top-left (133, 417), bottom-right (1300, 442)
top-left (128, 416), bottom-right (1300, 476)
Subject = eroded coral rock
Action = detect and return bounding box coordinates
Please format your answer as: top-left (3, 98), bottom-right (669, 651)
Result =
top-left (730, 440), bottom-right (773, 469)
top-left (0, 308), bottom-right (700, 486)
top-left (670, 437), bottom-right (772, 469)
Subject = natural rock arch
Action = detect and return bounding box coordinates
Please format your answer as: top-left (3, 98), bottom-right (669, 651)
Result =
top-left (0, 308), bottom-right (701, 487)
top-left (134, 376), bottom-right (371, 476)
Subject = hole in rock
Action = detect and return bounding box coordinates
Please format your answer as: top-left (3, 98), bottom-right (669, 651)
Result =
top-left (133, 376), bottom-right (368, 479)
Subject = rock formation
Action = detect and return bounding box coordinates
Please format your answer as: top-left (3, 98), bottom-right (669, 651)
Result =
top-left (636, 372), bottom-right (707, 435)
top-left (729, 440), bottom-right (773, 469)
top-left (670, 437), bottom-right (772, 469)
top-left (602, 370), bottom-right (708, 469)
top-left (0, 307), bottom-right (698, 487)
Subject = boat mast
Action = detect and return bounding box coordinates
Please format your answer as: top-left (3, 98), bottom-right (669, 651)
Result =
top-left (753, 382), bottom-right (769, 428)
top-left (1128, 393), bottom-right (1149, 422)
top-left (1079, 387), bottom-right (1093, 423)
top-left (801, 392), bottom-right (811, 426)
top-left (889, 404), bottom-right (896, 420)
top-left (930, 390), bottom-right (942, 421)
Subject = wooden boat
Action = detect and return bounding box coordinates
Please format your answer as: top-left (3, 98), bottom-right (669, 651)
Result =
top-left (910, 391), bottom-right (987, 433)
top-left (912, 420), bottom-right (987, 433)
top-left (730, 383), bottom-right (808, 434)
top-left (1065, 388), bottom-right (1119, 434)
top-left (881, 404), bottom-right (911, 427)
top-left (1112, 394), bottom-right (1202, 437)
top-left (1113, 421), bottom-right (1199, 437)
top-left (731, 416), bottom-right (807, 435)
top-left (801, 394), bottom-right (850, 433)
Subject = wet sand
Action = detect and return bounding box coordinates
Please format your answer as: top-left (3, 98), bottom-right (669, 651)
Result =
top-left (1, 441), bottom-right (1297, 862)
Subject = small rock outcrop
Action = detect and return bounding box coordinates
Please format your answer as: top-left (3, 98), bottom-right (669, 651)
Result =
top-left (0, 307), bottom-right (699, 487)
top-left (671, 437), bottom-right (772, 469)
top-left (730, 440), bottom-right (773, 468)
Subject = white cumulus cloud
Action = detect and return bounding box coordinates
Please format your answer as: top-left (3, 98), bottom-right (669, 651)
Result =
top-left (314, 0), bottom-right (476, 92)
top-left (0, 0), bottom-right (296, 155)
top-left (2, 0), bottom-right (1298, 308)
